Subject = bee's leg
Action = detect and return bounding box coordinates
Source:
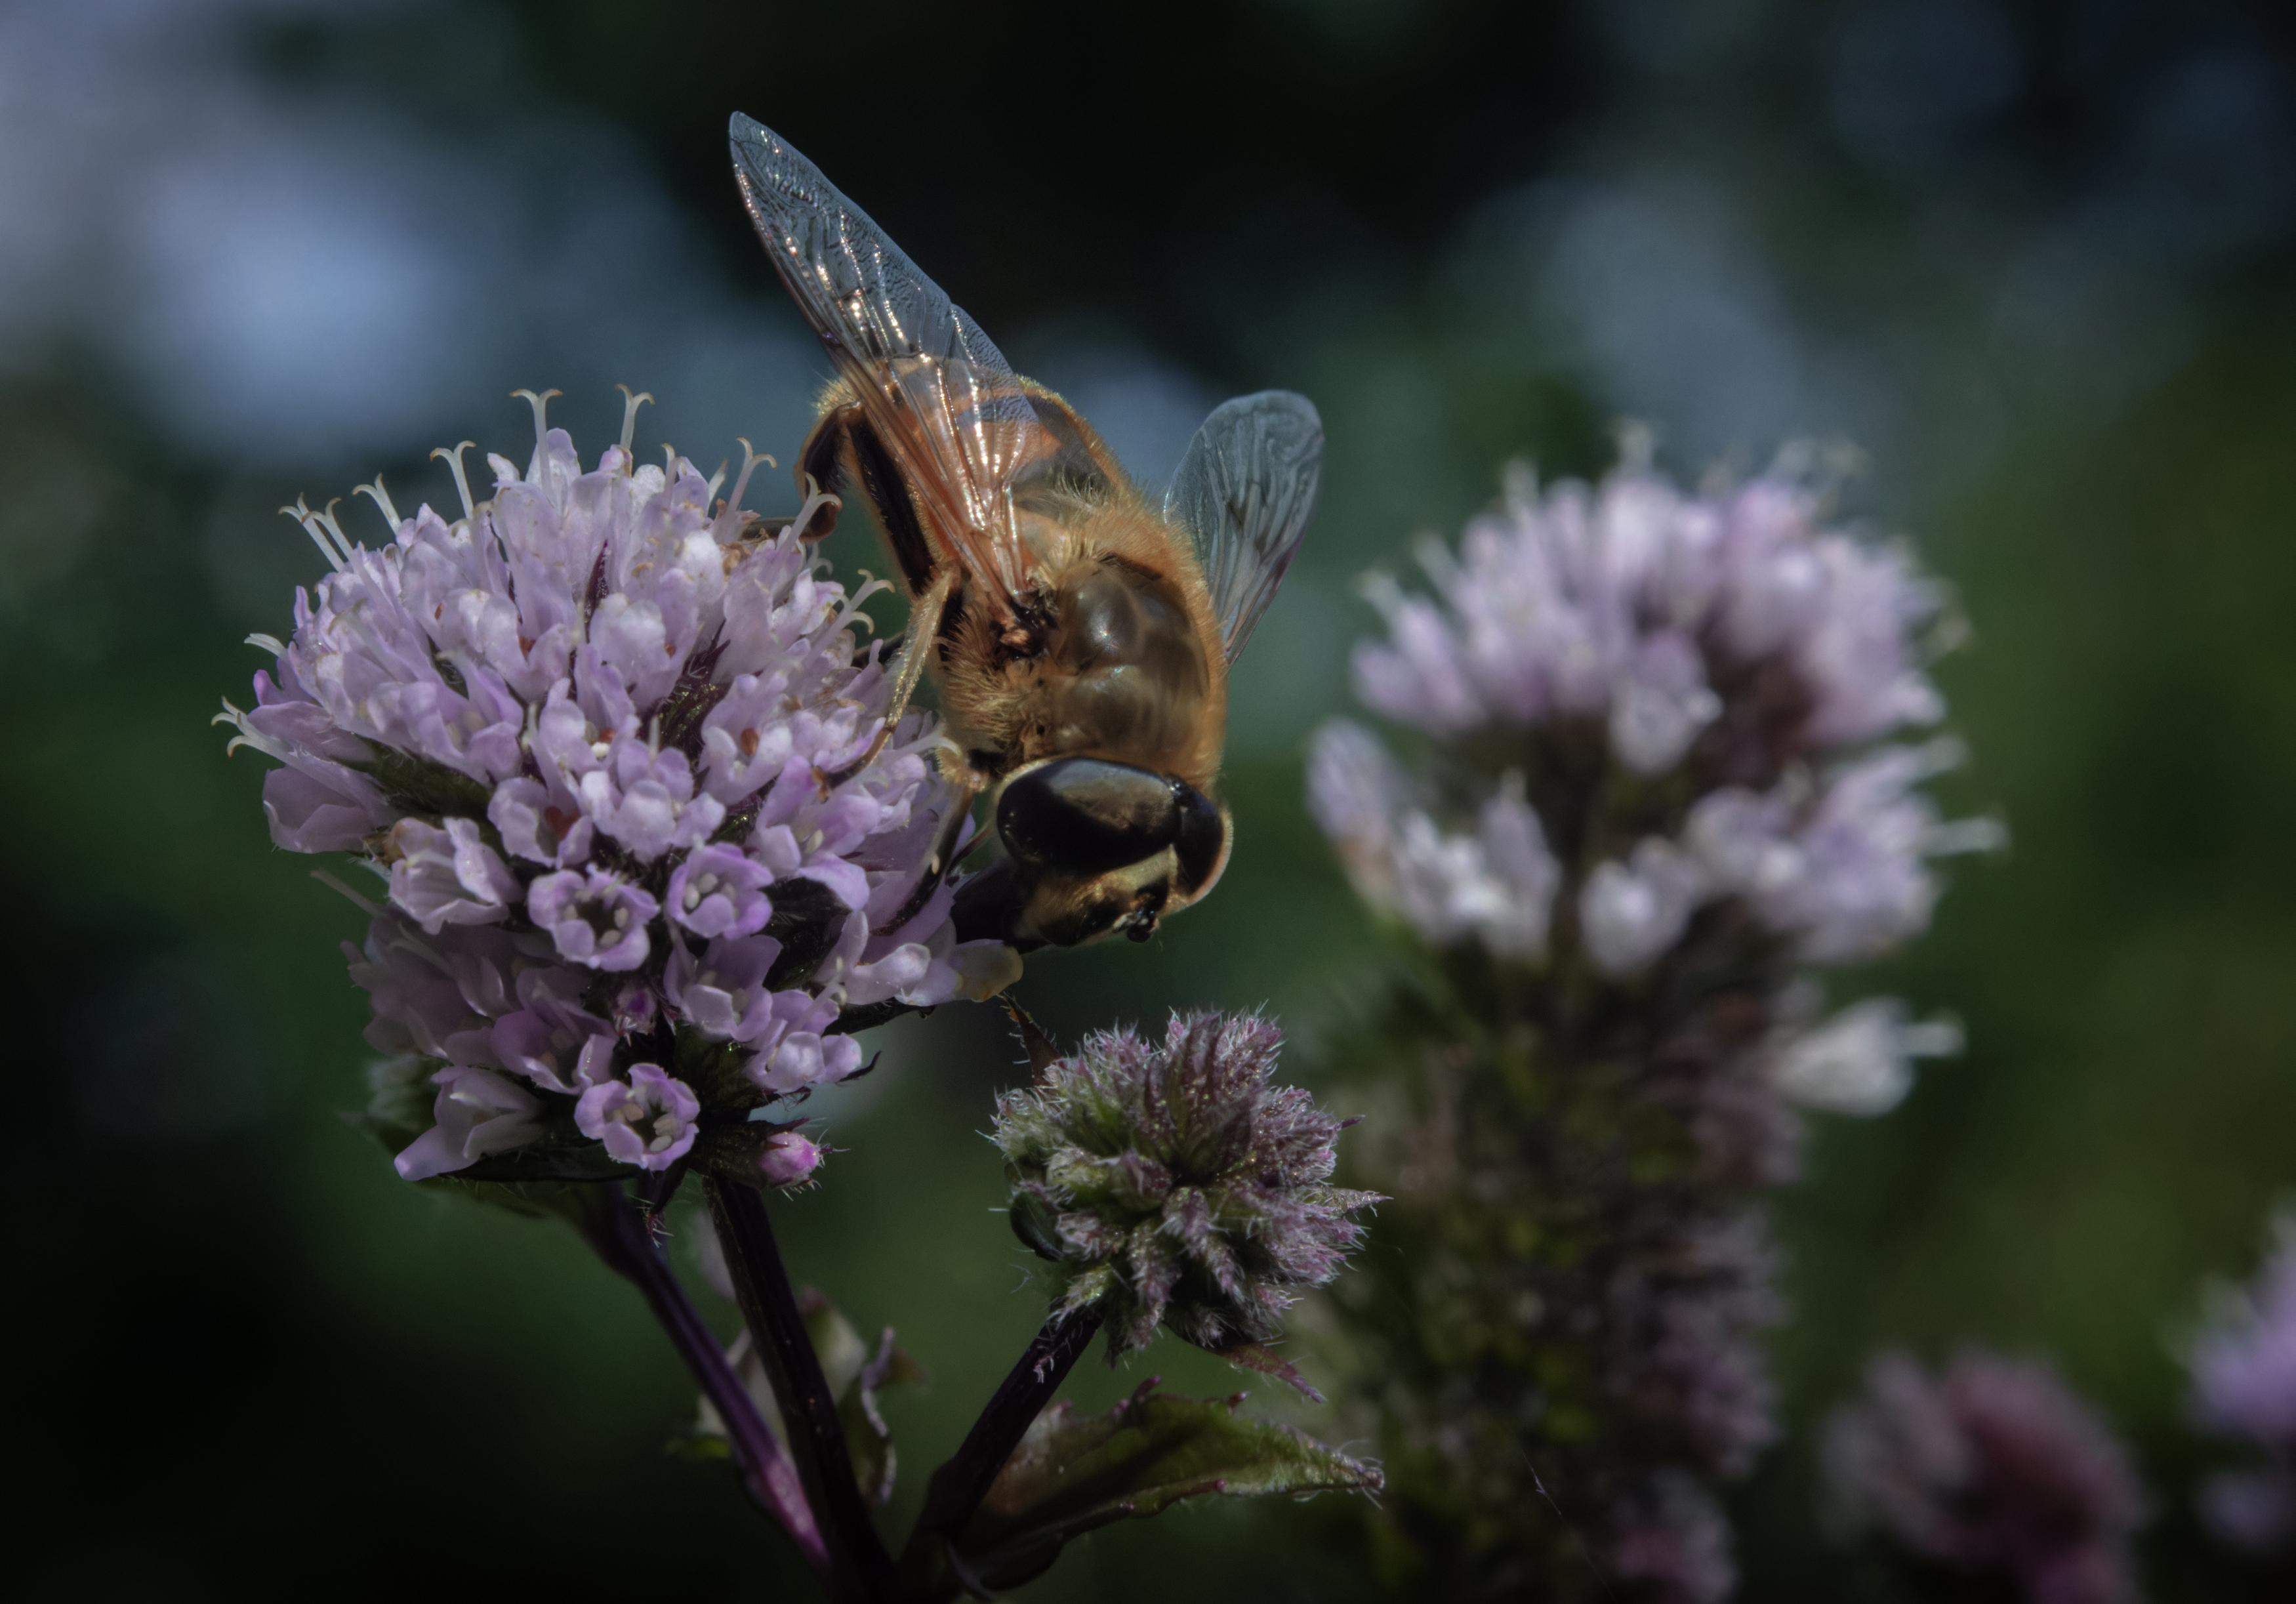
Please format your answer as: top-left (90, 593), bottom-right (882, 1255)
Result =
top-left (882, 566), bottom-right (953, 722)
top-left (792, 401), bottom-right (861, 541)
top-left (818, 567), bottom-right (956, 787)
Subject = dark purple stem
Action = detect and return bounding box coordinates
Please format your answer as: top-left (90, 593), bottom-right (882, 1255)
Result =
top-left (581, 1186), bottom-right (828, 1580)
top-left (707, 1177), bottom-right (902, 1604)
top-left (901, 1302), bottom-right (1105, 1576)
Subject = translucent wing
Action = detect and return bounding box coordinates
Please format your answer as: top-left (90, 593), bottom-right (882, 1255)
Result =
top-left (729, 114), bottom-right (1060, 607)
top-left (1162, 392), bottom-right (1325, 662)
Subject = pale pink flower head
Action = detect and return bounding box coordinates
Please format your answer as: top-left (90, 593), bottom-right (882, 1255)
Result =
top-left (223, 392), bottom-right (1015, 1185)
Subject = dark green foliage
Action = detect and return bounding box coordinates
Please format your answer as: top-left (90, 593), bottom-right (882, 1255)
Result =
top-left (952, 1382), bottom-right (1384, 1593)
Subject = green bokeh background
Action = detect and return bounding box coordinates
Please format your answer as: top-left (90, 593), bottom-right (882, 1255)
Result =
top-left (8, 2), bottom-right (2296, 1598)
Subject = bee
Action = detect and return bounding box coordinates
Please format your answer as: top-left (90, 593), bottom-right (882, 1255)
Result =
top-left (729, 114), bottom-right (1324, 951)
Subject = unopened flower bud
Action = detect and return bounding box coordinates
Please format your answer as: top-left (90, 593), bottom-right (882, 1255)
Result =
top-left (689, 1119), bottom-right (829, 1189)
top-left (991, 1012), bottom-right (1381, 1359)
top-left (752, 1128), bottom-right (826, 1189)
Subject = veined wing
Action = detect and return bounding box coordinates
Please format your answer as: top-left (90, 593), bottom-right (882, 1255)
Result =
top-left (1162, 391), bottom-right (1324, 662)
top-left (729, 114), bottom-right (1058, 607)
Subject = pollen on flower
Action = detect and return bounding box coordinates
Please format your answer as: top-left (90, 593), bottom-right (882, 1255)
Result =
top-left (221, 389), bottom-right (1015, 1187)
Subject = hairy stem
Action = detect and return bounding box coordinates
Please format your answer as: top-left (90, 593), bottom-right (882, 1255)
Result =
top-left (579, 1186), bottom-right (828, 1580)
top-left (899, 1303), bottom-right (1106, 1592)
top-left (707, 1177), bottom-right (902, 1604)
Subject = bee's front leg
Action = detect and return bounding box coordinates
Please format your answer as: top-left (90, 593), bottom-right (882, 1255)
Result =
top-left (792, 396), bottom-right (861, 541)
top-left (819, 567), bottom-right (957, 787)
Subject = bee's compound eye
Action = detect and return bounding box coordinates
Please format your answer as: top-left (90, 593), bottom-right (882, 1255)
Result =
top-left (998, 757), bottom-right (1181, 874)
top-left (1171, 783), bottom-right (1227, 896)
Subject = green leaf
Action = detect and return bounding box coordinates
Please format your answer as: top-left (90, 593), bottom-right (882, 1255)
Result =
top-left (802, 1290), bottom-right (926, 1509)
top-left (951, 1382), bottom-right (1383, 1592)
top-left (695, 1291), bottom-right (927, 1508)
top-left (350, 741), bottom-right (495, 819)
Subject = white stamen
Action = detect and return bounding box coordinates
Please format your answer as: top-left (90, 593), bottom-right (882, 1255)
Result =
top-left (314, 499), bottom-right (356, 565)
top-left (788, 472), bottom-right (843, 542)
top-left (716, 440), bottom-right (778, 542)
top-left (244, 633), bottom-right (289, 658)
top-left (1910, 736), bottom-right (1969, 780)
top-left (430, 442), bottom-right (479, 520)
top-left (211, 697), bottom-right (289, 760)
top-left (615, 384), bottom-right (654, 456)
top-left (828, 573), bottom-right (890, 638)
top-left (384, 930), bottom-right (451, 974)
top-left (513, 387), bottom-right (562, 479)
top-left (705, 459), bottom-right (729, 502)
top-left (1925, 817), bottom-right (2009, 857)
top-left (310, 869), bottom-right (383, 916)
top-left (614, 907), bottom-right (631, 929)
top-left (280, 498), bottom-right (346, 574)
top-left (354, 477), bottom-right (402, 533)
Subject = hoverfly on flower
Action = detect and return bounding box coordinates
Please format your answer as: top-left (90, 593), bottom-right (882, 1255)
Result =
top-left (729, 114), bottom-right (1324, 952)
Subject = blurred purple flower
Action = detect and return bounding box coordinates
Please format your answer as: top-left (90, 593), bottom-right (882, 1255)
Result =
top-left (222, 396), bottom-right (1019, 1183)
top-left (1320, 451), bottom-right (1996, 983)
top-left (1307, 724), bottom-right (1561, 959)
top-left (1580, 837), bottom-right (1709, 978)
top-left (2188, 1216), bottom-right (2296, 1555)
top-left (1350, 457), bottom-right (1940, 752)
top-left (1308, 443), bottom-right (1990, 1598)
top-left (1824, 1347), bottom-right (2144, 1603)
top-left (1608, 1470), bottom-right (1738, 1604)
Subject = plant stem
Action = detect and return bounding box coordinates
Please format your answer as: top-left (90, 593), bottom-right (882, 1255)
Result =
top-left (707, 1177), bottom-right (902, 1604)
top-left (579, 1186), bottom-right (828, 1581)
top-left (900, 1303), bottom-right (1105, 1588)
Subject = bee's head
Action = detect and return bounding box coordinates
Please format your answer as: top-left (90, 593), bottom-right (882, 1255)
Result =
top-left (952, 756), bottom-right (1232, 950)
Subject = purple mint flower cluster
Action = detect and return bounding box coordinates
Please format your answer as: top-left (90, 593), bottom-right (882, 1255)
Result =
top-left (1309, 451), bottom-right (1999, 1011)
top-left (220, 394), bottom-right (1015, 1184)
top-left (1607, 1470), bottom-right (1740, 1604)
top-left (2188, 1218), bottom-right (2296, 1555)
top-left (1825, 1348), bottom-right (2144, 1604)
top-left (992, 1012), bottom-right (1381, 1359)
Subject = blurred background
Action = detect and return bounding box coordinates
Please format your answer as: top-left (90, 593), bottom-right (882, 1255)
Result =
top-left (7, 0), bottom-right (2296, 1597)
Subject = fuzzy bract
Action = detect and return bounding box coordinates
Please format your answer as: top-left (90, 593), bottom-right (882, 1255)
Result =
top-left (992, 1012), bottom-right (1380, 1359)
